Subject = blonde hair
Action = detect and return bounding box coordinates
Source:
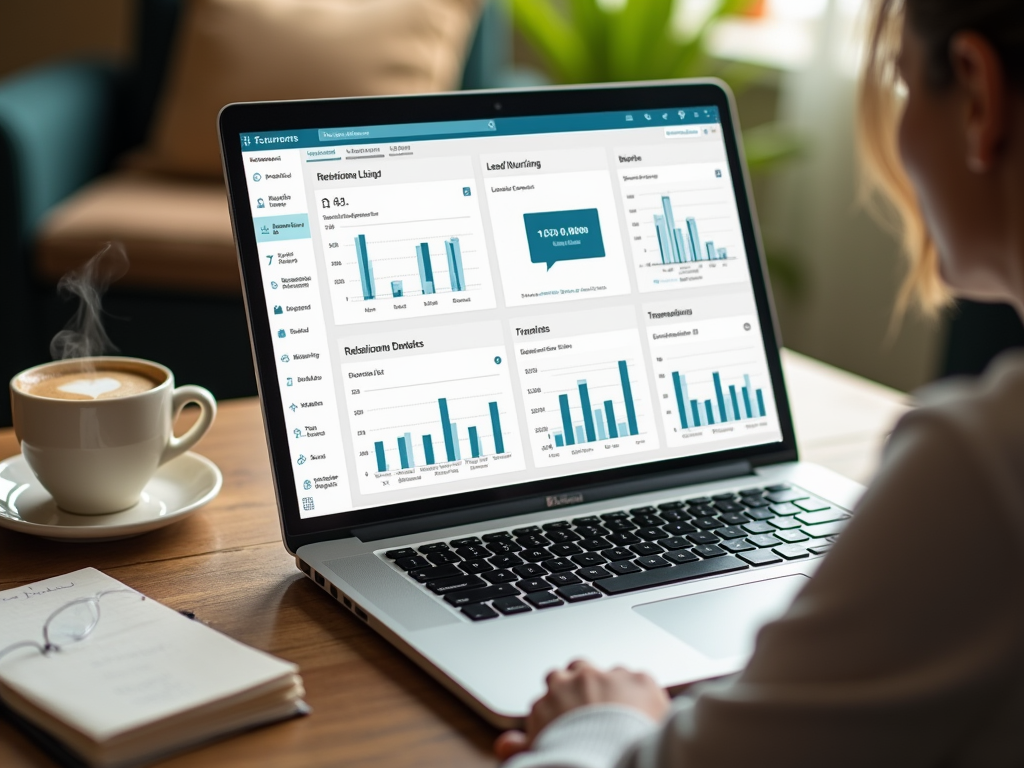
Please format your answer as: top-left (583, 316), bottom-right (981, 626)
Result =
top-left (857, 0), bottom-right (950, 316)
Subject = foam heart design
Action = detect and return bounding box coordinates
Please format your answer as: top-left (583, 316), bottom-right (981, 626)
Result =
top-left (58, 378), bottom-right (122, 399)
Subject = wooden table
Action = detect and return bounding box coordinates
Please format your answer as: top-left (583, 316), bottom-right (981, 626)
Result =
top-left (0, 350), bottom-right (910, 768)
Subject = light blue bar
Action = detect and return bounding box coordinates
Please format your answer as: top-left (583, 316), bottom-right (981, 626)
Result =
top-left (450, 423), bottom-right (462, 460)
top-left (706, 241), bottom-right (716, 260)
top-left (415, 243), bottom-right (435, 295)
top-left (391, 280), bottom-right (403, 298)
top-left (617, 421), bottom-right (628, 437)
top-left (595, 410), bottom-right (607, 441)
top-left (403, 433), bottom-right (414, 467)
top-left (717, 247), bottom-right (727, 260)
top-left (445, 237), bottom-right (466, 292)
top-left (686, 218), bottom-right (700, 261)
top-left (575, 425), bottom-right (585, 444)
top-left (254, 214), bottom-right (311, 243)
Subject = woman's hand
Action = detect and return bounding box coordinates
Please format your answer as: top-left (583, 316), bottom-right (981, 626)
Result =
top-left (494, 660), bottom-right (670, 761)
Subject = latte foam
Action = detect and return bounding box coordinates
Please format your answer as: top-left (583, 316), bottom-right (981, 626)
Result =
top-left (21, 369), bottom-right (160, 401)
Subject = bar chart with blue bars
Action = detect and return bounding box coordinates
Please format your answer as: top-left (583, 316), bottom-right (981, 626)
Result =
top-left (341, 346), bottom-right (524, 495)
top-left (670, 370), bottom-right (766, 429)
top-left (517, 328), bottom-right (657, 467)
top-left (319, 177), bottom-right (496, 325)
top-left (619, 162), bottom-right (750, 293)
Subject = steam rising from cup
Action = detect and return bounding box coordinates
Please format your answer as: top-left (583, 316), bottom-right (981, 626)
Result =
top-left (50, 242), bottom-right (129, 362)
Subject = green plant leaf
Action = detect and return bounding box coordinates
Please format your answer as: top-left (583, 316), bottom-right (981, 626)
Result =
top-left (569, 0), bottom-right (608, 80)
top-left (742, 123), bottom-right (804, 175)
top-left (509, 0), bottom-right (592, 83)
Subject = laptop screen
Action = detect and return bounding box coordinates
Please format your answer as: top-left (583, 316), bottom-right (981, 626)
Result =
top-left (235, 103), bottom-right (784, 522)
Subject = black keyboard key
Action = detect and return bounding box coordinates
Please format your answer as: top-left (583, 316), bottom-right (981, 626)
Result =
top-left (604, 520), bottom-right (638, 533)
top-left (454, 545), bottom-right (490, 560)
top-left (687, 532), bottom-right (720, 545)
top-left (630, 542), bottom-right (665, 556)
top-left (460, 560), bottom-right (495, 575)
top-left (580, 537), bottom-right (610, 551)
top-left (542, 558), bottom-right (577, 573)
top-left (660, 536), bottom-right (691, 550)
top-left (450, 537), bottom-right (482, 548)
top-left (658, 509), bottom-right (688, 522)
top-left (716, 525), bottom-right (748, 540)
top-left (743, 521), bottom-right (776, 534)
top-left (796, 509), bottom-right (848, 526)
top-left (483, 569), bottom-right (518, 584)
top-left (742, 497), bottom-right (771, 508)
top-left (517, 578), bottom-right (551, 593)
top-left (486, 539), bottom-right (522, 556)
top-left (771, 502), bottom-right (803, 516)
top-left (712, 492), bottom-right (737, 501)
top-left (665, 550), bottom-right (699, 565)
top-left (693, 544), bottom-right (726, 558)
top-left (603, 547), bottom-right (635, 562)
top-left (513, 563), bottom-right (547, 578)
top-left (765, 483), bottom-right (791, 492)
top-left (688, 505), bottom-right (717, 518)
top-left (575, 525), bottom-right (609, 538)
top-left (385, 548), bottom-right (416, 559)
top-left (542, 520), bottom-right (572, 531)
top-left (794, 497), bottom-right (832, 512)
top-left (769, 517), bottom-right (802, 530)
top-left (738, 488), bottom-right (764, 497)
top-left (808, 543), bottom-right (832, 555)
top-left (444, 583), bottom-right (518, 607)
top-left (547, 572), bottom-right (583, 588)
top-left (573, 515), bottom-right (602, 526)
top-left (629, 506), bottom-right (658, 516)
top-left (607, 531), bottom-right (642, 545)
top-left (409, 564), bottom-right (463, 582)
top-left (556, 583), bottom-right (603, 603)
top-left (489, 554), bottom-right (524, 569)
top-left (776, 529), bottom-right (809, 543)
top-left (549, 542), bottom-right (584, 557)
top-left (657, 501), bottom-right (684, 510)
top-left (396, 555), bottom-right (430, 571)
top-left (738, 550), bottom-right (783, 566)
top-left (606, 560), bottom-right (643, 575)
top-left (546, 529), bottom-right (582, 544)
top-left (521, 548), bottom-right (552, 563)
top-left (748, 533), bottom-right (784, 548)
top-left (631, 514), bottom-right (661, 528)
top-left (663, 522), bottom-right (698, 535)
top-left (801, 520), bottom-right (848, 538)
top-left (773, 544), bottom-right (810, 560)
top-left (462, 603), bottom-right (498, 621)
top-left (513, 526), bottom-right (542, 536)
top-left (483, 531), bottom-right (514, 541)
top-left (685, 496), bottom-right (712, 505)
top-left (721, 539), bottom-right (756, 553)
top-left (594, 556), bottom-right (747, 595)
top-left (493, 596), bottom-right (532, 615)
top-left (572, 552), bottom-right (607, 567)
top-left (516, 534), bottom-right (550, 548)
top-left (744, 509), bottom-right (775, 521)
top-left (525, 591), bottom-right (564, 609)
top-left (694, 518), bottom-right (724, 530)
top-left (766, 489), bottom-right (809, 504)
top-left (428, 575), bottom-right (486, 594)
top-left (418, 542), bottom-right (451, 554)
top-left (601, 510), bottom-right (629, 520)
top-left (637, 555), bottom-right (671, 569)
top-left (637, 527), bottom-right (668, 541)
top-left (718, 512), bottom-right (748, 525)
top-left (577, 566), bottom-right (613, 581)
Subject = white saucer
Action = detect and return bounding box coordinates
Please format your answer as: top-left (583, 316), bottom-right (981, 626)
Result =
top-left (0, 452), bottom-right (223, 541)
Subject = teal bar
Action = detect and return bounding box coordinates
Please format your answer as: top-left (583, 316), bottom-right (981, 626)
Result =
top-left (729, 385), bottom-right (741, 423)
top-left (415, 243), bottom-right (435, 295)
top-left (391, 280), bottom-right (403, 298)
top-left (445, 237), bottom-right (466, 291)
top-left (439, 398), bottom-right (455, 461)
top-left (489, 401), bottom-right (504, 454)
top-left (672, 372), bottom-right (689, 429)
top-left (756, 389), bottom-right (766, 417)
top-left (618, 361), bottom-right (639, 436)
top-left (468, 426), bottom-right (480, 458)
top-left (704, 400), bottom-right (715, 425)
top-left (559, 394), bottom-right (575, 446)
top-left (422, 435), bottom-right (435, 465)
top-left (555, 433), bottom-right (564, 447)
top-left (578, 380), bottom-right (596, 442)
top-left (604, 400), bottom-right (618, 439)
top-left (713, 372), bottom-right (727, 423)
top-left (355, 234), bottom-right (375, 300)
top-left (742, 387), bottom-right (752, 418)
top-left (374, 441), bottom-right (386, 472)
top-left (397, 437), bottom-right (409, 469)
top-left (691, 400), bottom-right (702, 427)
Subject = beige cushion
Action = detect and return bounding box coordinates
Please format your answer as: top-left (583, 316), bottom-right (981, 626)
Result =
top-left (36, 171), bottom-right (240, 295)
top-left (136, 0), bottom-right (482, 178)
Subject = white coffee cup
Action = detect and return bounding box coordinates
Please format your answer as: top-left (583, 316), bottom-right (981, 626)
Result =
top-left (10, 357), bottom-right (217, 514)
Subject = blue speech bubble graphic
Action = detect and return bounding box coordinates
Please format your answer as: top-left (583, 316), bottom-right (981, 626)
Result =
top-left (524, 208), bottom-right (605, 270)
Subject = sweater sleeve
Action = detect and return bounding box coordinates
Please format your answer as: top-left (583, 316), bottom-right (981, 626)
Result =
top-left (509, 407), bottom-right (1024, 768)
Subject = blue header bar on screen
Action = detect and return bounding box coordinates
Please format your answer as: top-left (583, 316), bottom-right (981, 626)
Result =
top-left (240, 106), bottom-right (721, 151)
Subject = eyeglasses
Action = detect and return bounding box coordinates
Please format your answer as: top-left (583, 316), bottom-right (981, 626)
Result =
top-left (0, 588), bottom-right (145, 663)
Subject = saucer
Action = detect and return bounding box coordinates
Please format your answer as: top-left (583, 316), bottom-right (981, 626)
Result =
top-left (0, 452), bottom-right (223, 541)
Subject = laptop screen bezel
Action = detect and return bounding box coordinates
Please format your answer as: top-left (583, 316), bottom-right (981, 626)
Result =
top-left (218, 81), bottom-right (798, 552)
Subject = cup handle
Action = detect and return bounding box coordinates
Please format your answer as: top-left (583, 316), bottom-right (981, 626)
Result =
top-left (161, 385), bottom-right (218, 465)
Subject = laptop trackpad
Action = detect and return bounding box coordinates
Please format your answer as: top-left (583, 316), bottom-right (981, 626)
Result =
top-left (634, 575), bottom-right (808, 660)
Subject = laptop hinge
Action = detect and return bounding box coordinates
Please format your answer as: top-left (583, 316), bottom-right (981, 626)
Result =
top-left (352, 460), bottom-right (754, 542)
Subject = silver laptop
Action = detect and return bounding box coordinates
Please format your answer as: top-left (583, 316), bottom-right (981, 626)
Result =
top-left (219, 81), bottom-right (863, 727)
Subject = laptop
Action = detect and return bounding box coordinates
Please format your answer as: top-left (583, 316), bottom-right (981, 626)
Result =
top-left (218, 80), bottom-right (864, 727)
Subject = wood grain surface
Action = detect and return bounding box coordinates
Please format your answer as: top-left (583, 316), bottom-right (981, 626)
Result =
top-left (0, 399), bottom-right (499, 768)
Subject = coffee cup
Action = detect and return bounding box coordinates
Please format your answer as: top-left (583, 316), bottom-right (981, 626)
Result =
top-left (10, 357), bottom-right (217, 514)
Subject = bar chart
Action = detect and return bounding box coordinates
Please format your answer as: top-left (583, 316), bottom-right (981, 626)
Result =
top-left (619, 162), bottom-right (750, 292)
top-left (319, 177), bottom-right (496, 325)
top-left (516, 328), bottom-right (657, 467)
top-left (341, 347), bottom-right (524, 495)
top-left (648, 315), bottom-right (781, 449)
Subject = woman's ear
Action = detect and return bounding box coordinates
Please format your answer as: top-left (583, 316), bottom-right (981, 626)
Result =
top-left (949, 31), bottom-right (1008, 173)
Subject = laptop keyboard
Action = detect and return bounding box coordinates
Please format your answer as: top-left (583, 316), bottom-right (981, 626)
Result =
top-left (379, 484), bottom-right (848, 621)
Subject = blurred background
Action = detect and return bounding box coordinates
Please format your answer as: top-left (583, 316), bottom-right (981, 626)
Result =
top-left (2, 0), bottom-right (1021, 428)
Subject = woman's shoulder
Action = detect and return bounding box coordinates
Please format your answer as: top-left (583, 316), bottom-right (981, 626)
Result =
top-left (913, 349), bottom-right (1024, 428)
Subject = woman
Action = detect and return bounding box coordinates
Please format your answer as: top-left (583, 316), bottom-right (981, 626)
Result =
top-left (496, 1), bottom-right (1024, 766)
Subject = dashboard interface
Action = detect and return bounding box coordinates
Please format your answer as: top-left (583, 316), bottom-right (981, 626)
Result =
top-left (238, 107), bottom-right (783, 520)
